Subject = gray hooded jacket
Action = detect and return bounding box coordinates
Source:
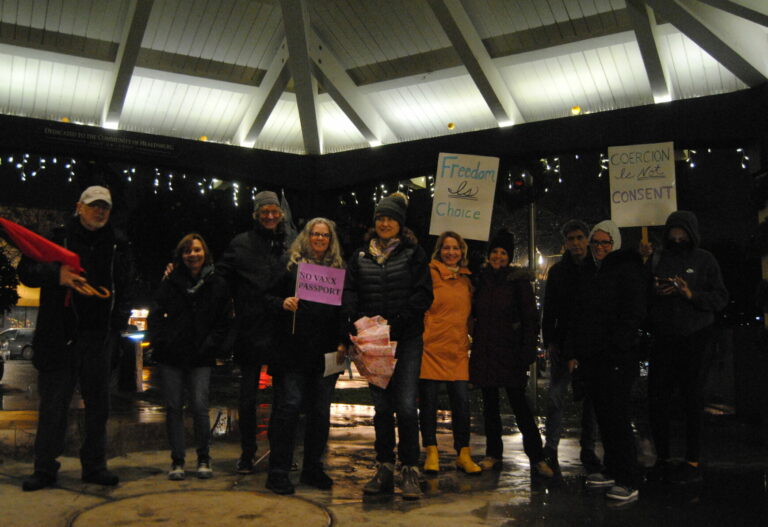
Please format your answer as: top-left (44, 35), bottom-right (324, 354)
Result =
top-left (649, 211), bottom-right (728, 336)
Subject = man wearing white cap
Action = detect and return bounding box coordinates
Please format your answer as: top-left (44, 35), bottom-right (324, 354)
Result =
top-left (19, 185), bottom-right (135, 491)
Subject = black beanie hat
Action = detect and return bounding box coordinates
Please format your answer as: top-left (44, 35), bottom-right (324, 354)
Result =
top-left (488, 228), bottom-right (515, 257)
top-left (374, 192), bottom-right (408, 227)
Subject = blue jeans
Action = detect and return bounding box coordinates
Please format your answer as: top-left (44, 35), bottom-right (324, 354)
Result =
top-left (369, 336), bottom-right (422, 466)
top-left (544, 352), bottom-right (599, 455)
top-left (268, 369), bottom-right (339, 473)
top-left (162, 364), bottom-right (211, 464)
top-left (419, 379), bottom-right (471, 453)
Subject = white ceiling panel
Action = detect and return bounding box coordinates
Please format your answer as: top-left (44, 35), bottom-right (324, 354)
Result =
top-left (255, 96), bottom-right (305, 154)
top-left (502, 40), bottom-right (652, 121)
top-left (657, 26), bottom-right (747, 99)
top-left (310, 0), bottom-right (449, 68)
top-left (119, 74), bottom-right (251, 142)
top-left (0, 51), bottom-right (108, 122)
top-left (0, 1), bottom-right (759, 155)
top-left (142, 0), bottom-right (283, 70)
top-left (318, 96), bottom-right (368, 153)
top-left (369, 75), bottom-right (497, 140)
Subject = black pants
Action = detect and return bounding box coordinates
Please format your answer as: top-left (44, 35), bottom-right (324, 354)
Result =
top-left (268, 369), bottom-right (339, 474)
top-left (33, 330), bottom-right (112, 477)
top-left (481, 386), bottom-right (544, 463)
top-left (582, 358), bottom-right (641, 489)
top-left (649, 326), bottom-right (712, 463)
top-left (238, 364), bottom-right (263, 458)
top-left (419, 379), bottom-right (471, 453)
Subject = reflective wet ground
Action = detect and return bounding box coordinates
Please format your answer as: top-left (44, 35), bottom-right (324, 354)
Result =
top-left (1, 359), bottom-right (767, 526)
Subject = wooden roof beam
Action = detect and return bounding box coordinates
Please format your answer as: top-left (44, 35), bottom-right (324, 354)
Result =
top-left (101, 0), bottom-right (154, 128)
top-left (427, 0), bottom-right (524, 126)
top-left (279, 0), bottom-right (321, 154)
top-left (626, 0), bottom-right (672, 103)
top-left (646, 0), bottom-right (767, 86)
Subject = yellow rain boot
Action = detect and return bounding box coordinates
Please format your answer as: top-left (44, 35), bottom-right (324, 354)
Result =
top-left (424, 445), bottom-right (440, 474)
top-left (456, 447), bottom-right (482, 475)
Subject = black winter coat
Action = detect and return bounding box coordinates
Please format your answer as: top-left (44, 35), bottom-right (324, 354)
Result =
top-left (470, 266), bottom-right (539, 388)
top-left (267, 264), bottom-right (346, 374)
top-left (566, 249), bottom-right (647, 365)
top-left (18, 217), bottom-right (135, 372)
top-left (147, 265), bottom-right (230, 368)
top-left (541, 250), bottom-right (583, 349)
top-left (217, 223), bottom-right (295, 365)
top-left (342, 229), bottom-right (433, 344)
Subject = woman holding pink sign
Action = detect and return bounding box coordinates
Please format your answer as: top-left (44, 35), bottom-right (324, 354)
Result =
top-left (264, 218), bottom-right (346, 495)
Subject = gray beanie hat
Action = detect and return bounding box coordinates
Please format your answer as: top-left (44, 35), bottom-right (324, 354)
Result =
top-left (589, 220), bottom-right (622, 251)
top-left (374, 192), bottom-right (408, 226)
top-left (253, 190), bottom-right (280, 210)
top-left (560, 219), bottom-right (590, 239)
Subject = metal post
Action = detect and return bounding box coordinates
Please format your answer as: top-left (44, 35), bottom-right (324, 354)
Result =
top-left (528, 188), bottom-right (538, 405)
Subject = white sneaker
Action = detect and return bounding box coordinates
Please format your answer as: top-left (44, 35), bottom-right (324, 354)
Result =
top-left (168, 464), bottom-right (185, 481)
top-left (586, 472), bottom-right (615, 487)
top-left (606, 484), bottom-right (639, 501)
top-left (197, 461), bottom-right (213, 479)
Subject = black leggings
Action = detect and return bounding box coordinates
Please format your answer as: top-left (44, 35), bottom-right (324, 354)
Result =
top-left (481, 386), bottom-right (544, 463)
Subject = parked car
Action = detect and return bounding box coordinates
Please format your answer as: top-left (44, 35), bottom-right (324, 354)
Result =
top-left (0, 328), bottom-right (35, 360)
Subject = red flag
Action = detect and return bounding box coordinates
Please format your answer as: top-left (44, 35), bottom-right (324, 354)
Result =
top-left (0, 217), bottom-right (83, 273)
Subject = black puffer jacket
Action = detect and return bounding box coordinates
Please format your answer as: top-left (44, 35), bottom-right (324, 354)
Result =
top-left (217, 222), bottom-right (295, 365)
top-left (342, 228), bottom-right (433, 343)
top-left (267, 264), bottom-right (346, 374)
top-left (148, 265), bottom-right (230, 368)
top-left (648, 211), bottom-right (728, 336)
top-left (18, 217), bottom-right (135, 372)
top-left (566, 249), bottom-right (647, 365)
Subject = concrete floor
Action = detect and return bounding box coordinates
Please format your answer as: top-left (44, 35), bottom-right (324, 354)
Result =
top-left (1, 360), bottom-right (767, 526)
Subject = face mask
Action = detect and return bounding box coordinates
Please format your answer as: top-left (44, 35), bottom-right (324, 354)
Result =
top-left (665, 239), bottom-right (692, 252)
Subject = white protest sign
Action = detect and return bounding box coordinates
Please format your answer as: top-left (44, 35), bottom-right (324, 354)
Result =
top-left (609, 141), bottom-right (677, 227)
top-left (429, 153), bottom-right (499, 241)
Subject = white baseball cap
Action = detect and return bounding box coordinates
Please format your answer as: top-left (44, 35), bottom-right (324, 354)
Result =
top-left (79, 186), bottom-right (112, 206)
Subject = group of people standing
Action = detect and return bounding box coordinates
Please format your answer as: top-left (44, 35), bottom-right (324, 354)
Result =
top-left (540, 213), bottom-right (728, 502)
top-left (18, 184), bottom-right (728, 506)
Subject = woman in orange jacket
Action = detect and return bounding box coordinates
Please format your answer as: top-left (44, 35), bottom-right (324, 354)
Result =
top-left (419, 231), bottom-right (481, 474)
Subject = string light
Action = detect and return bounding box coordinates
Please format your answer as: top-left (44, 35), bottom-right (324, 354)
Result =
top-left (737, 148), bottom-right (749, 169)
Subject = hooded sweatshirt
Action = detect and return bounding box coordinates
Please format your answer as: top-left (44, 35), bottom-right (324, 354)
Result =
top-left (649, 211), bottom-right (728, 336)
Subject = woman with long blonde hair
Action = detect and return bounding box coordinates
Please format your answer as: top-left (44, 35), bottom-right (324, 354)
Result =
top-left (265, 218), bottom-right (346, 495)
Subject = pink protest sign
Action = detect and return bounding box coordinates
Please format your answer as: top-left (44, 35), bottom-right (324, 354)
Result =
top-left (295, 262), bottom-right (346, 306)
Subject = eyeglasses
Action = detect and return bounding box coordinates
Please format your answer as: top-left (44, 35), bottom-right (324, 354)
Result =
top-left (590, 240), bottom-right (613, 247)
top-left (258, 209), bottom-right (281, 217)
top-left (310, 232), bottom-right (331, 239)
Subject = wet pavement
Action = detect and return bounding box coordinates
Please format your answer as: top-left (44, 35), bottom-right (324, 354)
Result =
top-left (1, 359), bottom-right (767, 526)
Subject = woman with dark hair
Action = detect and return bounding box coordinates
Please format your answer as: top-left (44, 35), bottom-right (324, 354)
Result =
top-left (419, 231), bottom-right (481, 475)
top-left (148, 233), bottom-right (230, 481)
top-left (342, 192), bottom-right (433, 500)
top-left (264, 218), bottom-right (346, 495)
top-left (470, 229), bottom-right (553, 479)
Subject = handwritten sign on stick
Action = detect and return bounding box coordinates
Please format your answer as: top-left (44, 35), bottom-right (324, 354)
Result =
top-left (429, 152), bottom-right (499, 241)
top-left (295, 262), bottom-right (346, 306)
top-left (609, 142), bottom-right (677, 227)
